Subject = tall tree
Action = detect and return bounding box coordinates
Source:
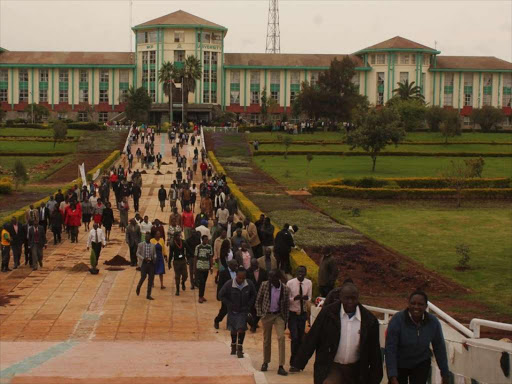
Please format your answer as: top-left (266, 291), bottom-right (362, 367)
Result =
top-left (391, 80), bottom-right (425, 102)
top-left (346, 107), bottom-right (405, 171)
top-left (440, 109), bottom-right (462, 143)
top-left (12, 160), bottom-right (29, 190)
top-left (52, 120), bottom-right (68, 148)
top-left (470, 106), bottom-right (505, 131)
top-left (158, 61), bottom-right (179, 123)
top-left (124, 86), bottom-right (152, 124)
top-left (425, 106), bottom-right (446, 132)
top-left (176, 55), bottom-right (202, 120)
top-left (391, 99), bottom-right (427, 131)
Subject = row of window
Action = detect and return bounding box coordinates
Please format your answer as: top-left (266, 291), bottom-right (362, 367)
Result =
top-left (0, 69), bottom-right (129, 85)
top-left (369, 53), bottom-right (431, 66)
top-left (137, 30), bottom-right (222, 45)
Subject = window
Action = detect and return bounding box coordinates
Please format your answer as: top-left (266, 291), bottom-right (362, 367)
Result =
top-left (19, 88), bottom-right (28, 102)
top-left (19, 69), bottom-right (28, 82)
top-left (250, 71), bottom-right (260, 85)
top-left (203, 89), bottom-right (210, 103)
top-left (250, 114), bottom-right (259, 124)
top-left (290, 90), bottom-right (298, 103)
top-left (99, 112), bottom-right (108, 122)
top-left (196, 32), bottom-right (201, 42)
top-left (212, 33), bottom-right (222, 43)
top-left (99, 89), bottom-right (108, 103)
top-left (251, 91), bottom-right (259, 105)
top-left (174, 31), bottom-right (184, 43)
top-left (120, 88), bottom-right (128, 102)
top-left (351, 73), bottom-right (360, 89)
top-left (503, 73), bottom-right (512, 107)
top-left (0, 69), bottom-right (8, 102)
top-left (412, 55), bottom-right (416, 65)
top-left (59, 89), bottom-right (68, 103)
top-left (270, 71), bottom-right (280, 84)
top-left (444, 93), bottom-right (453, 107)
top-left (58, 69), bottom-right (68, 83)
top-left (0, 89), bottom-right (7, 102)
top-left (211, 70), bottom-right (217, 83)
top-left (231, 70), bottom-right (240, 84)
top-left (57, 113), bottom-right (67, 120)
top-left (423, 55), bottom-right (429, 65)
top-left (211, 91), bottom-right (217, 104)
top-left (79, 88), bottom-right (88, 103)
top-left (149, 51), bottom-right (156, 65)
top-left (270, 90), bottom-right (279, 101)
top-left (79, 69), bottom-right (88, 83)
top-left (100, 70), bottom-right (109, 83)
top-left (149, 89), bottom-right (156, 102)
top-left (377, 72), bottom-right (385, 86)
top-left (310, 72), bottom-right (319, 86)
top-left (483, 74), bottom-right (493, 106)
top-left (211, 52), bottom-right (218, 66)
top-left (203, 71), bottom-right (210, 83)
top-left (444, 73), bottom-right (454, 107)
top-left (39, 89), bottom-right (48, 103)
top-left (464, 73), bottom-right (473, 86)
top-left (421, 73), bottom-right (426, 93)
top-left (377, 72), bottom-right (385, 106)
top-left (142, 71), bottom-right (148, 83)
top-left (119, 70), bottom-right (129, 83)
top-left (376, 54), bottom-right (385, 64)
top-left (148, 31), bottom-right (157, 43)
top-left (204, 51), bottom-right (210, 66)
top-left (290, 71), bottom-right (300, 85)
top-left (464, 93), bottom-right (472, 107)
top-left (174, 50), bottom-right (185, 62)
top-left (230, 71), bottom-right (240, 104)
top-left (401, 54), bottom-right (409, 65)
top-left (0, 69), bottom-right (7, 82)
top-left (464, 73), bottom-right (473, 106)
top-left (39, 69), bottom-right (49, 82)
top-left (483, 93), bottom-right (492, 106)
top-left (78, 111), bottom-right (88, 122)
top-left (202, 32), bottom-right (211, 43)
top-left (463, 116), bottom-right (471, 126)
top-left (230, 90), bottom-right (240, 104)
top-left (370, 55), bottom-right (375, 65)
top-left (149, 69), bottom-right (156, 82)
top-left (137, 31), bottom-right (147, 44)
top-left (399, 72), bottom-right (408, 84)
top-left (142, 51), bottom-right (148, 63)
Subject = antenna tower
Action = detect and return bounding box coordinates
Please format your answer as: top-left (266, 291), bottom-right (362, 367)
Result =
top-left (265, 0), bottom-right (280, 53)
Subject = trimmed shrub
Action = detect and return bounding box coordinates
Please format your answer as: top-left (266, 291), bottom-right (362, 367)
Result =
top-left (252, 150), bottom-right (512, 157)
top-left (66, 122), bottom-right (105, 131)
top-left (238, 125), bottom-right (272, 133)
top-left (317, 177), bottom-right (511, 189)
top-left (7, 123), bottom-right (48, 129)
top-left (0, 178), bottom-right (13, 194)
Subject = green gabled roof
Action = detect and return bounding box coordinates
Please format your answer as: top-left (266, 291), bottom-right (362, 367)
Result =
top-left (133, 10), bottom-right (227, 32)
top-left (354, 36), bottom-right (440, 55)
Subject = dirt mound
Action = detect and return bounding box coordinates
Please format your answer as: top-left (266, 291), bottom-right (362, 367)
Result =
top-left (105, 267), bottom-right (126, 271)
top-left (161, 161), bottom-right (170, 165)
top-left (70, 263), bottom-right (90, 272)
top-left (104, 255), bottom-right (131, 266)
top-left (0, 294), bottom-right (21, 307)
top-left (140, 170), bottom-right (148, 174)
top-left (166, 171), bottom-right (173, 174)
top-left (155, 171), bottom-right (163, 175)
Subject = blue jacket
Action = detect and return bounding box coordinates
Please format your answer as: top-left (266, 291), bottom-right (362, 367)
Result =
top-left (385, 309), bottom-right (450, 378)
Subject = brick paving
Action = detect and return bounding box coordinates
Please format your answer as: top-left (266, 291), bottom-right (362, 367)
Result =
top-left (0, 133), bottom-right (313, 384)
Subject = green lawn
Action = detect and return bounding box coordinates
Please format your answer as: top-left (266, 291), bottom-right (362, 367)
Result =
top-left (254, 155), bottom-right (512, 190)
top-left (310, 197), bottom-right (512, 315)
top-left (0, 140), bottom-right (77, 153)
top-left (247, 131), bottom-right (512, 143)
top-left (0, 128), bottom-right (87, 137)
top-left (258, 143), bottom-right (512, 154)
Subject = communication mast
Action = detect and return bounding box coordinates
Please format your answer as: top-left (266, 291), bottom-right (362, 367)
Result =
top-left (265, 0), bottom-right (280, 53)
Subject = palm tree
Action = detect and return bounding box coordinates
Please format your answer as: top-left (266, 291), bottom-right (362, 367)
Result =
top-left (176, 55), bottom-right (202, 120)
top-left (392, 80), bottom-right (425, 102)
top-left (158, 61), bottom-right (179, 124)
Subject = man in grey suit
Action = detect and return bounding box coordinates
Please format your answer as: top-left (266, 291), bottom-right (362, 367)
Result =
top-left (136, 232), bottom-right (156, 300)
top-left (27, 220), bottom-right (47, 270)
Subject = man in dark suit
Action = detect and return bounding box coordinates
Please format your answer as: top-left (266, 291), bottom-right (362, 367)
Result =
top-left (38, 203), bottom-right (50, 233)
top-left (247, 258), bottom-right (268, 332)
top-left (27, 220), bottom-right (47, 270)
top-left (8, 217), bottom-right (25, 269)
top-left (214, 259), bottom-right (238, 329)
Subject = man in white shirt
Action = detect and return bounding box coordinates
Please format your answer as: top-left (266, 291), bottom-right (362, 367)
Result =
top-left (216, 203), bottom-right (230, 228)
top-left (87, 223), bottom-right (107, 269)
top-left (293, 282), bottom-right (383, 384)
top-left (139, 216), bottom-right (153, 237)
top-left (195, 220), bottom-right (211, 240)
top-left (287, 266), bottom-right (312, 372)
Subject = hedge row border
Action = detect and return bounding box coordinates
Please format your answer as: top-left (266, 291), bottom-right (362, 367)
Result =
top-left (0, 137), bottom-right (79, 142)
top-left (208, 151), bottom-right (320, 295)
top-left (249, 140), bottom-right (512, 146)
top-left (316, 177), bottom-right (512, 189)
top-left (252, 151), bottom-right (512, 157)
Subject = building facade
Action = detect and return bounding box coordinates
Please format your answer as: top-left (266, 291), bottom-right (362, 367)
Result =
top-left (1, 10), bottom-right (511, 124)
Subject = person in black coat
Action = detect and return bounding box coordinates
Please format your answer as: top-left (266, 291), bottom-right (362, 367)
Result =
top-left (38, 203), bottom-right (50, 233)
top-left (49, 208), bottom-right (63, 245)
top-left (7, 217), bottom-right (25, 269)
top-left (247, 258), bottom-right (268, 332)
top-left (214, 259), bottom-right (239, 329)
top-left (294, 282), bottom-right (383, 384)
top-left (274, 223), bottom-right (295, 274)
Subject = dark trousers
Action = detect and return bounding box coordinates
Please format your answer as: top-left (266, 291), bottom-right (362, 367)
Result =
top-left (188, 261), bottom-right (196, 288)
top-left (288, 312), bottom-right (307, 366)
top-left (324, 362), bottom-right (361, 384)
top-left (215, 302), bottom-right (228, 323)
top-left (12, 244), bottom-right (21, 267)
top-left (397, 359), bottom-right (431, 384)
top-left (137, 262), bottom-right (155, 298)
top-left (319, 285), bottom-right (334, 298)
top-left (23, 242), bottom-right (30, 264)
top-left (91, 242), bottom-right (102, 265)
top-left (133, 198), bottom-right (139, 212)
top-left (70, 226), bottom-right (78, 242)
top-left (250, 305), bottom-right (260, 329)
top-left (1, 245), bottom-right (11, 270)
top-left (252, 244), bottom-right (263, 259)
top-left (196, 269), bottom-right (209, 297)
top-left (276, 251), bottom-right (291, 274)
top-left (53, 228), bottom-right (62, 244)
top-left (173, 259), bottom-right (188, 289)
top-left (129, 244), bottom-right (138, 266)
top-left (31, 246), bottom-right (43, 270)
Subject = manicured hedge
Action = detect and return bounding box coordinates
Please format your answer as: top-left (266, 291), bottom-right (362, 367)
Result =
top-left (238, 125), bottom-right (272, 133)
top-left (310, 184), bottom-right (512, 200)
top-left (209, 150), bottom-right (320, 295)
top-left (251, 140), bottom-right (512, 146)
top-left (0, 137), bottom-right (79, 142)
top-left (252, 150), bottom-right (512, 157)
top-left (318, 177), bottom-right (512, 189)
top-left (4, 123), bottom-right (48, 129)
top-left (67, 122), bottom-right (105, 131)
top-left (0, 152), bottom-right (72, 157)
top-left (0, 178), bottom-right (13, 194)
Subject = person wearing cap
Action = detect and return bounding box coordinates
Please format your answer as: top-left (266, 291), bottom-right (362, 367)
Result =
top-left (195, 219), bottom-right (211, 240)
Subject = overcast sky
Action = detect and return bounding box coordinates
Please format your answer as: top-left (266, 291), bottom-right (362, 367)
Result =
top-left (0, 0), bottom-right (510, 61)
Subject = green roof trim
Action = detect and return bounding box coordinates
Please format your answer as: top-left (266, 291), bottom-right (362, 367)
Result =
top-left (354, 48), bottom-right (440, 55)
top-left (430, 68), bottom-right (512, 73)
top-left (224, 65), bottom-right (371, 71)
top-left (132, 24), bottom-right (227, 32)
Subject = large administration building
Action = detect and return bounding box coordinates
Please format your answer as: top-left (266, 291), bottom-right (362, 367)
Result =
top-left (1, 10), bottom-right (511, 125)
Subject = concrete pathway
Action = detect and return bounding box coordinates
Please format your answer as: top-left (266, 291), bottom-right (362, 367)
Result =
top-left (0, 133), bottom-right (313, 384)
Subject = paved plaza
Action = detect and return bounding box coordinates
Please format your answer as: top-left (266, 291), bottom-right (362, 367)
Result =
top-left (0, 134), bottom-right (313, 384)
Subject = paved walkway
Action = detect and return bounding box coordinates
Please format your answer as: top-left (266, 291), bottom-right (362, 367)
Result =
top-left (0, 133), bottom-right (313, 384)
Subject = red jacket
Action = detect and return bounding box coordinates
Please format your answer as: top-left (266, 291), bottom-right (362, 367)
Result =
top-left (182, 211), bottom-right (195, 228)
top-left (200, 162), bottom-right (208, 172)
top-left (65, 206), bottom-right (82, 227)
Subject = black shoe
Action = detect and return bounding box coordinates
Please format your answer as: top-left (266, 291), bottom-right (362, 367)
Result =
top-left (147, 296), bottom-right (154, 300)
top-left (261, 363), bottom-right (268, 372)
top-left (5, 268), bottom-right (12, 272)
top-left (136, 267), bottom-right (141, 271)
top-left (230, 343), bottom-right (236, 355)
top-left (250, 326), bottom-right (257, 333)
top-left (237, 345), bottom-right (244, 358)
top-left (13, 265), bottom-right (18, 269)
top-left (181, 282), bottom-right (186, 291)
top-left (136, 286), bottom-right (140, 296)
top-left (175, 290), bottom-right (180, 296)
top-left (39, 262), bottom-right (42, 267)
top-left (190, 285), bottom-right (195, 290)
top-left (289, 367), bottom-right (301, 373)
top-left (214, 320), bottom-right (219, 329)
top-left (277, 366), bottom-right (288, 376)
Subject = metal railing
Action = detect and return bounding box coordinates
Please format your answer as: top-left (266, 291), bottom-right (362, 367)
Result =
top-left (202, 126), bottom-right (239, 133)
top-left (470, 318), bottom-right (512, 339)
